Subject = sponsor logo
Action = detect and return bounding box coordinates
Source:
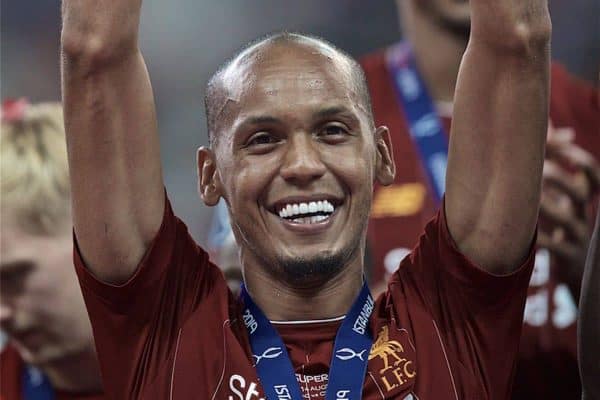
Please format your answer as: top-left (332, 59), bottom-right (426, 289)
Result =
top-left (371, 183), bottom-right (425, 218)
top-left (529, 248), bottom-right (550, 287)
top-left (524, 248), bottom-right (577, 329)
top-left (228, 374), bottom-right (265, 400)
top-left (335, 348), bottom-right (367, 361)
top-left (352, 295), bottom-right (374, 335)
top-left (369, 326), bottom-right (416, 392)
top-left (252, 346), bottom-right (283, 365)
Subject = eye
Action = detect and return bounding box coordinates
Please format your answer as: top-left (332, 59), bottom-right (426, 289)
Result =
top-left (246, 132), bottom-right (279, 147)
top-left (321, 124), bottom-right (348, 136)
top-left (317, 123), bottom-right (350, 143)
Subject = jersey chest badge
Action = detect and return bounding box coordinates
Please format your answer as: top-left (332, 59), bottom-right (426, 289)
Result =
top-left (367, 326), bottom-right (417, 397)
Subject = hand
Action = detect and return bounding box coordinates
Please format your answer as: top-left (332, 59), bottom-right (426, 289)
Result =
top-left (537, 125), bottom-right (600, 297)
top-left (469, 0), bottom-right (551, 51)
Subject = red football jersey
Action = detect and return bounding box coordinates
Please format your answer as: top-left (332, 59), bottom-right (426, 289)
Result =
top-left (0, 345), bottom-right (105, 400)
top-left (360, 50), bottom-right (600, 400)
top-left (74, 197), bottom-right (533, 399)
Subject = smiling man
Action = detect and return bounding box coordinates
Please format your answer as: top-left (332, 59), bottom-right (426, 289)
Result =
top-left (61, 0), bottom-right (550, 399)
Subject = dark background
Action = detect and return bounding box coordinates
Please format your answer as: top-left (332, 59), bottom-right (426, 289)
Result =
top-left (3, 0), bottom-right (598, 243)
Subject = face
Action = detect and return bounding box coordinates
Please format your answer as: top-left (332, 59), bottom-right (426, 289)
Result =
top-left (0, 214), bottom-right (94, 366)
top-left (200, 43), bottom-right (394, 284)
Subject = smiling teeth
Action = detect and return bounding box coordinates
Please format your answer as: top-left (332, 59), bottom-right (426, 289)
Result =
top-left (278, 200), bottom-right (335, 219)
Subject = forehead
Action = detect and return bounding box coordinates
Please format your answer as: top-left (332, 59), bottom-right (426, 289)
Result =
top-left (0, 215), bottom-right (32, 265)
top-left (218, 42), bottom-right (361, 127)
top-left (0, 209), bottom-right (67, 261)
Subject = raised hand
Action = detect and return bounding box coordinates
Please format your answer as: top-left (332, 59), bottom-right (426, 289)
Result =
top-left (61, 0), bottom-right (164, 283)
top-left (469, 0), bottom-right (551, 51)
top-left (445, 0), bottom-right (551, 273)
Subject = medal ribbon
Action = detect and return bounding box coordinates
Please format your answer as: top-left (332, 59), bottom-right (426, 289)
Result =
top-left (241, 281), bottom-right (374, 400)
top-left (22, 366), bottom-right (54, 400)
top-left (386, 42), bottom-right (449, 205)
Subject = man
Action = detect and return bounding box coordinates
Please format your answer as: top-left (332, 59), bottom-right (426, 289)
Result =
top-left (576, 162), bottom-right (600, 400)
top-left (60, 0), bottom-right (550, 398)
top-left (0, 99), bottom-right (104, 399)
top-left (360, 1), bottom-right (600, 398)
top-left (579, 206), bottom-right (600, 400)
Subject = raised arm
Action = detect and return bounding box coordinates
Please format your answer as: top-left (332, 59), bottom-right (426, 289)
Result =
top-left (445, 0), bottom-right (551, 273)
top-left (61, 0), bottom-right (165, 283)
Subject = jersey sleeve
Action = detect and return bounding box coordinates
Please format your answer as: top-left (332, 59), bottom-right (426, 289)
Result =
top-left (389, 201), bottom-right (535, 398)
top-left (73, 194), bottom-right (226, 399)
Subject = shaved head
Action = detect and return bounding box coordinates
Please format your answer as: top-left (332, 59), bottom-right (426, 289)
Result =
top-left (204, 32), bottom-right (373, 146)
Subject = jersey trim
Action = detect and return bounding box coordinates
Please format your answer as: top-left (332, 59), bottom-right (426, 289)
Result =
top-left (270, 315), bottom-right (346, 325)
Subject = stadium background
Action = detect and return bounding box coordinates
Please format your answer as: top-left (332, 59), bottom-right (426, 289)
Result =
top-left (2, 0), bottom-right (598, 244)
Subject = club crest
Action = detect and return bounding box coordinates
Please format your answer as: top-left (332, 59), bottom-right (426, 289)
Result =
top-left (368, 326), bottom-right (417, 395)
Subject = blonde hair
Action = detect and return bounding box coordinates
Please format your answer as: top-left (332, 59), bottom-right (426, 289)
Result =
top-left (1, 102), bottom-right (71, 235)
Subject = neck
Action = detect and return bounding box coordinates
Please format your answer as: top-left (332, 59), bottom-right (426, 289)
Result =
top-left (41, 343), bottom-right (103, 394)
top-left (243, 258), bottom-right (364, 321)
top-left (400, 5), bottom-right (469, 102)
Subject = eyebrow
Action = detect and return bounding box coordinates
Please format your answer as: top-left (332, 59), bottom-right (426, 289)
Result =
top-left (233, 104), bottom-right (360, 138)
top-left (241, 115), bottom-right (282, 126)
top-left (314, 106), bottom-right (355, 120)
top-left (240, 106), bottom-right (355, 126)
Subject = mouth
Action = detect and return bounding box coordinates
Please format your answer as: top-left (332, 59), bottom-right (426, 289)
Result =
top-left (12, 328), bottom-right (46, 350)
top-left (269, 196), bottom-right (343, 226)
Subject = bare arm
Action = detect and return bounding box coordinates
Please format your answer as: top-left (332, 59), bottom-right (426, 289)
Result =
top-left (61, 0), bottom-right (164, 283)
top-left (579, 207), bottom-right (600, 400)
top-left (445, 0), bottom-right (551, 273)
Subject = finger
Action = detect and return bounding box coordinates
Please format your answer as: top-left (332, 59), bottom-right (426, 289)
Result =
top-left (543, 159), bottom-right (590, 206)
top-left (547, 139), bottom-right (600, 190)
top-left (537, 230), bottom-right (580, 262)
top-left (546, 125), bottom-right (575, 145)
top-left (539, 196), bottom-right (589, 243)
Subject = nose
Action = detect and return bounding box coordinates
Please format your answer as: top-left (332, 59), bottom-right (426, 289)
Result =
top-left (280, 134), bottom-right (326, 186)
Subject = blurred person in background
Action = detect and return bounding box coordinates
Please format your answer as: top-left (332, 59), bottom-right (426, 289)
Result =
top-left (360, 1), bottom-right (600, 398)
top-left (0, 99), bottom-right (104, 399)
top-left (208, 200), bottom-right (244, 295)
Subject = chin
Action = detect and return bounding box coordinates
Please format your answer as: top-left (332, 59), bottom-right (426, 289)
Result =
top-left (276, 243), bottom-right (359, 287)
top-left (439, 5), bottom-right (471, 34)
top-left (17, 338), bottom-right (85, 366)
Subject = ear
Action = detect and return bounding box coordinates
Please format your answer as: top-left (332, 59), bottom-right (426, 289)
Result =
top-left (197, 146), bottom-right (223, 206)
top-left (374, 126), bottom-right (395, 186)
